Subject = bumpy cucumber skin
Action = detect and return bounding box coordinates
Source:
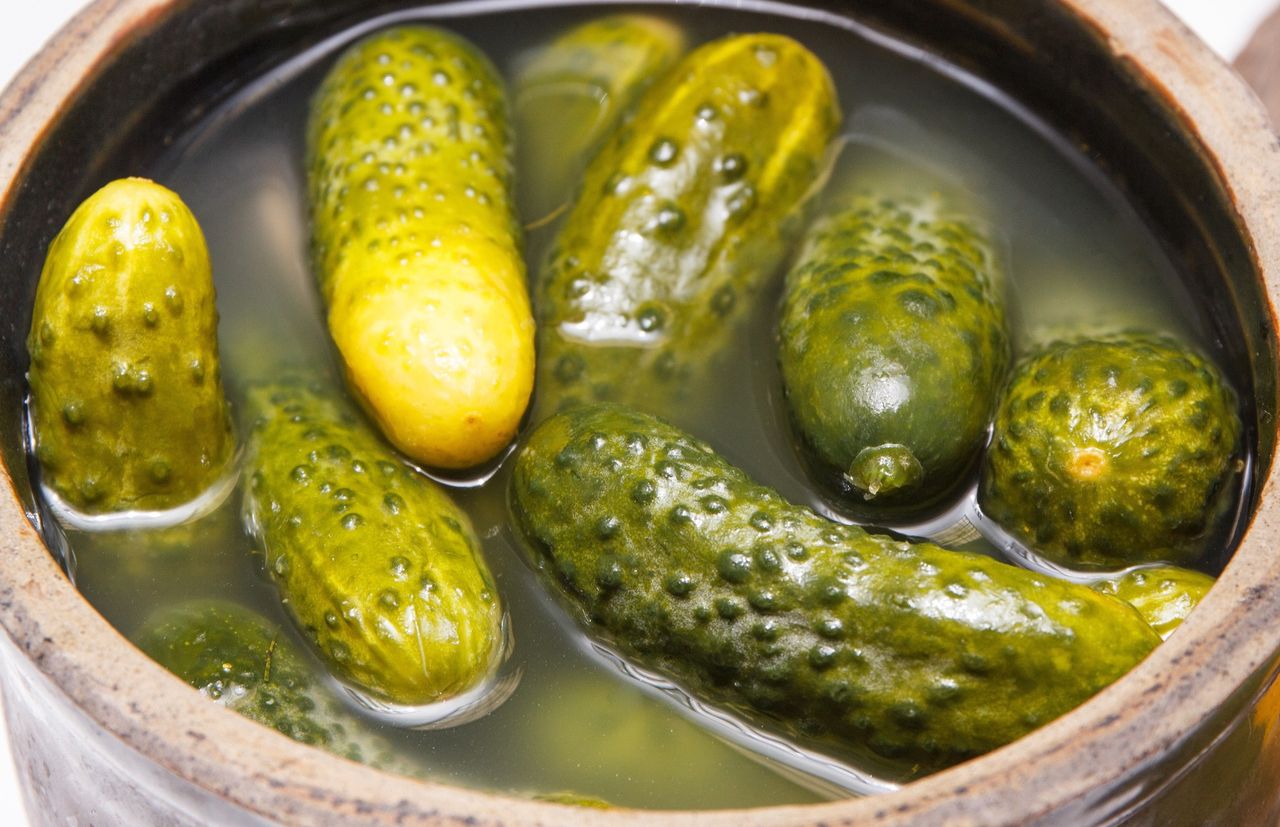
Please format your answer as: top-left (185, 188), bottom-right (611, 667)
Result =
top-left (243, 372), bottom-right (504, 706)
top-left (1091, 566), bottom-right (1215, 640)
top-left (137, 601), bottom-right (364, 758)
top-left (308, 26), bottom-right (534, 469)
top-left (511, 404), bottom-right (1159, 770)
top-left (536, 34), bottom-right (840, 416)
top-left (518, 15), bottom-right (683, 103)
top-left (981, 334), bottom-right (1241, 568)
top-left (778, 194), bottom-right (1008, 513)
top-left (27, 178), bottom-right (234, 513)
top-left (515, 15), bottom-right (685, 218)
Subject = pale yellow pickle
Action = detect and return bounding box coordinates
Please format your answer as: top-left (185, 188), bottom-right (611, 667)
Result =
top-left (308, 26), bottom-right (535, 469)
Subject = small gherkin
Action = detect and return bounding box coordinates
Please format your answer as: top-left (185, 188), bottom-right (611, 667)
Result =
top-left (535, 33), bottom-right (841, 419)
top-left (242, 370), bottom-right (505, 707)
top-left (514, 14), bottom-right (686, 219)
top-left (1091, 566), bottom-right (1215, 640)
top-left (980, 333), bottom-right (1242, 569)
top-left (511, 404), bottom-right (1159, 773)
top-left (26, 178), bottom-right (234, 515)
top-left (778, 192), bottom-right (1009, 517)
top-left (136, 600), bottom-right (389, 765)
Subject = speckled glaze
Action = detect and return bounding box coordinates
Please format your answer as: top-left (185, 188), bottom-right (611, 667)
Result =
top-left (0, 1), bottom-right (1278, 825)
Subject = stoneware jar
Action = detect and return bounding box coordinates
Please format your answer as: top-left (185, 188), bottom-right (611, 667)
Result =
top-left (1, 0), bottom-right (1279, 824)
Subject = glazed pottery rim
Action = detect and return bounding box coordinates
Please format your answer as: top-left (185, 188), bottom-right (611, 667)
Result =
top-left (1, 0), bottom-right (1279, 823)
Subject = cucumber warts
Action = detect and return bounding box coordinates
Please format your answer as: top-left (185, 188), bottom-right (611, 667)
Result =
top-left (515, 15), bottom-right (686, 220)
top-left (243, 371), bottom-right (505, 707)
top-left (511, 404), bottom-right (1158, 771)
top-left (1091, 566), bottom-right (1214, 640)
top-left (536, 34), bottom-right (840, 418)
top-left (779, 193), bottom-right (1008, 517)
top-left (308, 26), bottom-right (534, 469)
top-left (138, 600), bottom-right (393, 766)
top-left (981, 334), bottom-right (1241, 568)
top-left (27, 178), bottom-right (234, 516)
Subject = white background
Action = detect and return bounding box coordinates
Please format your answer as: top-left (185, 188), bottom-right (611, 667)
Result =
top-left (0, 0), bottom-right (1272, 823)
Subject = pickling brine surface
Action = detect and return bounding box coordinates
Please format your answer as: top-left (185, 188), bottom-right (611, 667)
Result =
top-left (42, 0), bottom-right (1251, 810)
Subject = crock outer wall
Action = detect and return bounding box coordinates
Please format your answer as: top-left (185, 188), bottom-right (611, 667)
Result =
top-left (0, 627), bottom-right (276, 826)
top-left (0, 0), bottom-right (1278, 824)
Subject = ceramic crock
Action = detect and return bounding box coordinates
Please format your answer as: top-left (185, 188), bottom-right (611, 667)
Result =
top-left (1, 0), bottom-right (1278, 824)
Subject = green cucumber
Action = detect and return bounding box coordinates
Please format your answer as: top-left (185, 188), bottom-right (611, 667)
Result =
top-left (510, 404), bottom-right (1160, 771)
top-left (136, 600), bottom-right (390, 765)
top-left (536, 33), bottom-right (840, 417)
top-left (532, 792), bottom-right (612, 809)
top-left (515, 14), bottom-right (686, 219)
top-left (510, 669), bottom-right (812, 805)
top-left (65, 505), bottom-right (250, 635)
top-left (778, 193), bottom-right (1008, 515)
top-left (242, 370), bottom-right (505, 707)
top-left (1091, 566), bottom-right (1215, 640)
top-left (308, 26), bottom-right (534, 469)
top-left (980, 333), bottom-right (1242, 568)
top-left (27, 178), bottom-right (234, 514)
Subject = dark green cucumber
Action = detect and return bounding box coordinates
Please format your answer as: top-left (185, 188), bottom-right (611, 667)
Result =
top-left (1092, 566), bottom-right (1215, 640)
top-left (980, 333), bottom-right (1241, 568)
top-left (510, 404), bottom-right (1160, 771)
top-left (536, 33), bottom-right (840, 417)
top-left (515, 15), bottom-right (686, 220)
top-left (778, 193), bottom-right (1008, 515)
top-left (27, 178), bottom-right (234, 514)
top-left (243, 371), bottom-right (505, 706)
top-left (136, 601), bottom-right (388, 764)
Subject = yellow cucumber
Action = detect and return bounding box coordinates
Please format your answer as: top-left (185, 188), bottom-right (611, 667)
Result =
top-left (308, 26), bottom-right (534, 469)
top-left (27, 178), bottom-right (234, 515)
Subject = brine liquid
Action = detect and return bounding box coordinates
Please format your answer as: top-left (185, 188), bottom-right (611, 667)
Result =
top-left (42, 0), bottom-right (1247, 811)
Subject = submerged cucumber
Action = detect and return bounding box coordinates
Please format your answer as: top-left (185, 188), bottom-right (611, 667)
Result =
top-left (1091, 566), bottom-right (1215, 640)
top-left (308, 26), bottom-right (534, 469)
top-left (536, 33), bottom-right (840, 417)
top-left (515, 15), bottom-right (686, 220)
top-left (137, 600), bottom-right (389, 764)
top-left (243, 371), bottom-right (505, 706)
top-left (506, 669), bottom-right (811, 806)
top-left (510, 404), bottom-right (1160, 771)
top-left (27, 178), bottom-right (234, 514)
top-left (980, 333), bottom-right (1241, 568)
top-left (532, 792), bottom-right (612, 809)
top-left (778, 193), bottom-right (1008, 516)
top-left (66, 505), bottom-right (251, 635)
